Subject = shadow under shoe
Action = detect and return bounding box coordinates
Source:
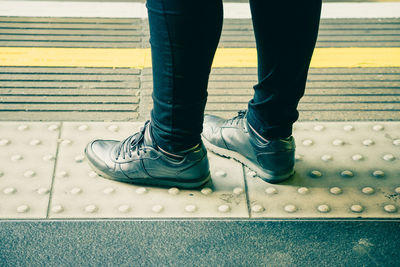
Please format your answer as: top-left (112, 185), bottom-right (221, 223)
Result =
top-left (84, 121), bottom-right (211, 189)
top-left (201, 111), bottom-right (295, 183)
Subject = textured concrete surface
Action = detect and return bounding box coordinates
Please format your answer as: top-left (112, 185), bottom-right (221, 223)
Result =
top-left (2, 67), bottom-right (400, 121)
top-left (1, 17), bottom-right (400, 121)
top-left (1, 121), bottom-right (399, 219)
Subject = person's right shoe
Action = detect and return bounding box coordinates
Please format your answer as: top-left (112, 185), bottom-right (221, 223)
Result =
top-left (201, 110), bottom-right (295, 183)
top-left (85, 121), bottom-right (211, 189)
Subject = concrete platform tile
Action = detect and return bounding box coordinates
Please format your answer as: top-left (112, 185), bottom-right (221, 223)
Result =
top-left (247, 122), bottom-right (400, 218)
top-left (49, 122), bottom-right (248, 218)
top-left (0, 122), bottom-right (60, 218)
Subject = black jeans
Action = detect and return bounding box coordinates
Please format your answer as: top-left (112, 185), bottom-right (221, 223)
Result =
top-left (147, 0), bottom-right (322, 152)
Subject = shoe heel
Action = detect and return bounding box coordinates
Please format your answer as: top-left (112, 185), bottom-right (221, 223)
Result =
top-left (256, 150), bottom-right (295, 175)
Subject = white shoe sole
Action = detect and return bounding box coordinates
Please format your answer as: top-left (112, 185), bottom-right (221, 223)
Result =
top-left (202, 137), bottom-right (294, 184)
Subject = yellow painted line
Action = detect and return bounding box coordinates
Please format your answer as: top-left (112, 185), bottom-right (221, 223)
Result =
top-left (0, 47), bottom-right (399, 68)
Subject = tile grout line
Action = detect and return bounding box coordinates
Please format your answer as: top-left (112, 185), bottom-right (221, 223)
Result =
top-left (45, 121), bottom-right (63, 219)
top-left (242, 164), bottom-right (252, 219)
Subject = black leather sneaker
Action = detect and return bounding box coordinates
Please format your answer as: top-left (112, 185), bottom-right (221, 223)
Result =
top-left (202, 111), bottom-right (295, 183)
top-left (84, 121), bottom-right (211, 189)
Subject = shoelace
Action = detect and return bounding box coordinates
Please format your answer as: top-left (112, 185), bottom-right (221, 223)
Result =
top-left (225, 110), bottom-right (247, 126)
top-left (115, 120), bottom-right (150, 160)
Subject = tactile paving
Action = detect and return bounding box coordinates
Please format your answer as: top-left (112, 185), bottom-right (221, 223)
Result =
top-left (1, 121), bottom-right (400, 219)
top-left (247, 122), bottom-right (400, 218)
top-left (0, 122), bottom-right (60, 218)
top-left (49, 122), bottom-right (248, 218)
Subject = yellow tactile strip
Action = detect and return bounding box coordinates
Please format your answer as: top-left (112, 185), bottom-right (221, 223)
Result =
top-left (1, 47), bottom-right (400, 68)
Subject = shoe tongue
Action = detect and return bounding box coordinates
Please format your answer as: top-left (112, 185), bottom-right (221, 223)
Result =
top-left (143, 122), bottom-right (155, 147)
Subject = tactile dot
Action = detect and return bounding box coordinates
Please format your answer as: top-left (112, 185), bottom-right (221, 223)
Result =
top-left (52, 205), bottom-right (64, 213)
top-left (247, 171), bottom-right (256, 177)
top-left (17, 204), bottom-right (30, 213)
top-left (317, 204), bottom-right (330, 213)
top-left (313, 125), bottom-right (325, 131)
top-left (78, 125), bottom-right (89, 131)
top-left (284, 204), bottom-right (297, 213)
top-left (251, 204), bottom-right (264, 213)
top-left (85, 204), bottom-right (98, 213)
top-left (383, 154), bottom-right (395, 161)
top-left (11, 154), bottom-right (23, 161)
top-left (297, 187), bottom-right (309, 195)
top-left (233, 187), bottom-right (244, 195)
top-left (352, 154), bottom-right (363, 161)
top-left (302, 139), bottom-right (313, 146)
top-left (3, 187), bottom-right (16, 194)
top-left (135, 187), bottom-right (147, 194)
top-left (218, 204), bottom-right (230, 213)
top-left (103, 187), bottom-right (115, 195)
top-left (168, 187), bottom-right (180, 195)
top-left (185, 204), bottom-right (197, 213)
top-left (70, 187), bottom-right (82, 195)
top-left (0, 139), bottom-right (10, 146)
top-left (152, 205), bottom-right (164, 213)
top-left (343, 125), bottom-right (354, 131)
top-left (29, 139), bottom-right (41, 146)
top-left (330, 187), bottom-right (342, 195)
top-left (43, 154), bottom-right (55, 161)
top-left (37, 187), bottom-right (49, 195)
top-left (384, 204), bottom-right (397, 213)
top-left (17, 125), bottom-right (29, 131)
top-left (118, 205), bottom-right (131, 213)
top-left (23, 170), bottom-right (36, 178)
top-left (57, 171), bottom-right (68, 178)
top-left (295, 154), bottom-right (303, 161)
top-left (362, 139), bottom-right (375, 146)
top-left (351, 204), bottom-right (363, 213)
top-left (372, 124), bottom-right (384, 131)
top-left (395, 187), bottom-right (400, 194)
top-left (265, 187), bottom-right (277, 195)
top-left (61, 139), bottom-right (72, 146)
top-left (47, 124), bottom-right (59, 131)
top-left (321, 154), bottom-right (332, 161)
top-left (341, 170), bottom-right (354, 178)
top-left (372, 170), bottom-right (385, 178)
top-left (361, 187), bottom-right (375, 195)
top-left (74, 155), bottom-right (85, 163)
top-left (215, 170), bottom-right (227, 178)
top-left (310, 170), bottom-right (322, 178)
top-left (393, 139), bottom-right (400, 146)
top-left (88, 171), bottom-right (98, 178)
top-left (107, 125), bottom-right (119, 132)
top-left (201, 188), bottom-right (212, 195)
top-left (332, 139), bottom-right (344, 146)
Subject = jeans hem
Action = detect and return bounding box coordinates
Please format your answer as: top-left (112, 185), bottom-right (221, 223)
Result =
top-left (246, 109), bottom-right (293, 140)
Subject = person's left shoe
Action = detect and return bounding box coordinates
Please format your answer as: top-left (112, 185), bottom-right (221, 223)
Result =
top-left (84, 121), bottom-right (211, 189)
top-left (202, 111), bottom-right (295, 184)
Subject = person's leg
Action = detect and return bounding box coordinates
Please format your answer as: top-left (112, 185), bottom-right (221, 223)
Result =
top-left (85, 0), bottom-right (222, 188)
top-left (147, 0), bottom-right (223, 153)
top-left (201, 0), bottom-right (322, 183)
top-left (247, 0), bottom-right (322, 140)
